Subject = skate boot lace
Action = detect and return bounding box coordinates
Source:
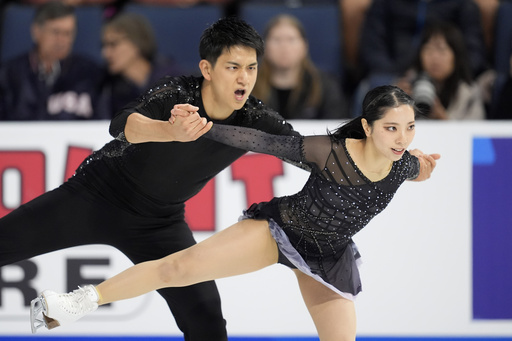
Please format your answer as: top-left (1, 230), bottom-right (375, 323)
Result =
top-left (57, 286), bottom-right (98, 317)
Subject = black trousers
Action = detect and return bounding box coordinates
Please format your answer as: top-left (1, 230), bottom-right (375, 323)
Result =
top-left (0, 177), bottom-right (227, 340)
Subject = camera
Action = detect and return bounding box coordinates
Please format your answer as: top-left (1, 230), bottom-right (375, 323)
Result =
top-left (412, 74), bottom-right (436, 115)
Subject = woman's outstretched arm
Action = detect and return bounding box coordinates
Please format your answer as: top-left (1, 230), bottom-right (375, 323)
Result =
top-left (204, 123), bottom-right (305, 163)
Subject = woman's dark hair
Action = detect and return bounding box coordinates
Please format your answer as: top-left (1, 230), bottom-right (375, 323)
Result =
top-left (332, 85), bottom-right (416, 140)
top-left (414, 21), bottom-right (473, 108)
top-left (103, 13), bottom-right (157, 62)
top-left (33, 1), bottom-right (75, 26)
top-left (199, 16), bottom-right (264, 66)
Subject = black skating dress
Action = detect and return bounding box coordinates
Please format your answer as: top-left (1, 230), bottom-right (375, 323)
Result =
top-left (205, 124), bottom-right (420, 300)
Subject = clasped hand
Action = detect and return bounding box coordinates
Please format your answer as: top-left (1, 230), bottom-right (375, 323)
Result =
top-left (169, 103), bottom-right (212, 141)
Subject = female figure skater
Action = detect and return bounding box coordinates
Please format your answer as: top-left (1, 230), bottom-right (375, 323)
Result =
top-left (31, 85), bottom-right (440, 340)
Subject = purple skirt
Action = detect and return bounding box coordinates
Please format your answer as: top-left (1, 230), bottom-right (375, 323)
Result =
top-left (240, 210), bottom-right (363, 301)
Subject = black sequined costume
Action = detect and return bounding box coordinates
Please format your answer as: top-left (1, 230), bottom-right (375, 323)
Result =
top-left (206, 124), bottom-right (420, 300)
top-left (0, 76), bottom-right (296, 340)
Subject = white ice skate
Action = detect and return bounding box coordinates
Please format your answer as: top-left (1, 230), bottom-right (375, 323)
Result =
top-left (30, 285), bottom-right (99, 334)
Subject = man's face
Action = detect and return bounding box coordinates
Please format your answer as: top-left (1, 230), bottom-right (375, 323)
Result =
top-left (208, 46), bottom-right (258, 114)
top-left (32, 15), bottom-right (76, 62)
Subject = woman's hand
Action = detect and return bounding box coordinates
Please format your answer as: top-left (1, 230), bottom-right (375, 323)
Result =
top-left (409, 149), bottom-right (441, 181)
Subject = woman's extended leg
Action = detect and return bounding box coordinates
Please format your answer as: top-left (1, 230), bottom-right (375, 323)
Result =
top-left (97, 219), bottom-right (279, 305)
top-left (294, 269), bottom-right (357, 341)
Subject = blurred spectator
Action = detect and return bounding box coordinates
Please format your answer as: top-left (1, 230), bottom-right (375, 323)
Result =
top-left (361, 0), bottom-right (487, 78)
top-left (18, 0), bottom-right (112, 3)
top-left (396, 21), bottom-right (485, 120)
top-left (126, 0), bottom-right (239, 18)
top-left (473, 0), bottom-right (500, 60)
top-left (251, 14), bottom-right (349, 120)
top-left (338, 0), bottom-right (372, 99)
top-left (339, 0), bottom-right (372, 67)
top-left (0, 1), bottom-right (105, 120)
top-left (17, 0), bottom-right (115, 4)
top-left (489, 52), bottom-right (512, 120)
top-left (129, 0), bottom-right (233, 5)
top-left (127, 0), bottom-right (237, 16)
top-left (14, 0), bottom-right (122, 19)
top-left (354, 0), bottom-right (487, 116)
top-left (96, 12), bottom-right (182, 116)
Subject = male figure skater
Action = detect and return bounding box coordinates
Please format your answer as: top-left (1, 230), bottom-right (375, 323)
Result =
top-left (1, 17), bottom-right (297, 340)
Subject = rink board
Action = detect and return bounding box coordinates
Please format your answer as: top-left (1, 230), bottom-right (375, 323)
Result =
top-left (1, 337), bottom-right (512, 341)
top-left (1, 120), bottom-right (512, 338)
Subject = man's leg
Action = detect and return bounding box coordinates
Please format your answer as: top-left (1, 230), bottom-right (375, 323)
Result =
top-left (157, 283), bottom-right (227, 340)
top-left (0, 181), bottom-right (101, 267)
top-left (116, 218), bottom-right (228, 341)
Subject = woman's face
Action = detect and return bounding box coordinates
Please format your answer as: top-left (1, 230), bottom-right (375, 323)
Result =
top-left (420, 34), bottom-right (455, 82)
top-left (101, 28), bottom-right (140, 74)
top-left (264, 20), bottom-right (307, 70)
top-left (365, 104), bottom-right (416, 162)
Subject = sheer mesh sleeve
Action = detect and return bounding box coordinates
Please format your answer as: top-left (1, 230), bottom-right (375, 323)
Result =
top-left (406, 153), bottom-right (421, 180)
top-left (205, 124), bottom-right (313, 169)
top-left (301, 135), bottom-right (335, 170)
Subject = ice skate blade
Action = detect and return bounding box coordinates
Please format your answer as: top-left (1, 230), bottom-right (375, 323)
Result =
top-left (30, 295), bottom-right (60, 333)
top-left (30, 296), bottom-right (46, 333)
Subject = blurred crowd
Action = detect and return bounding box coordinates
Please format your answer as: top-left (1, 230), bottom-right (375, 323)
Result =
top-left (0, 0), bottom-right (510, 121)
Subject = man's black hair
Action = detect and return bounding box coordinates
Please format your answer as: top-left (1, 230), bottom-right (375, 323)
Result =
top-left (199, 16), bottom-right (264, 66)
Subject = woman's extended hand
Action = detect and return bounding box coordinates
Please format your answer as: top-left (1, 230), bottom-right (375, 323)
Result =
top-left (409, 149), bottom-right (441, 181)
